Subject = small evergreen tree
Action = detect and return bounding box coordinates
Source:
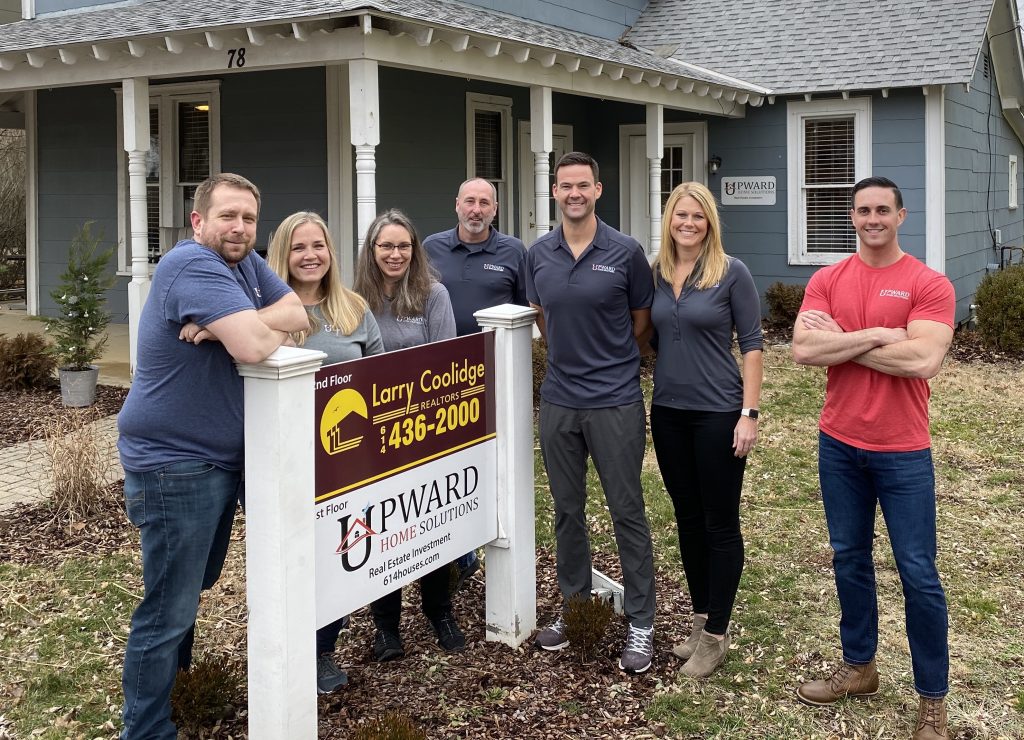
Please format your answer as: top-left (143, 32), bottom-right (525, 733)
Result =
top-left (44, 222), bottom-right (115, 370)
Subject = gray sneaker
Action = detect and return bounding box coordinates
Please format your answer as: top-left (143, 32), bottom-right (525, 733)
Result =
top-left (619, 624), bottom-right (654, 673)
top-left (534, 615), bottom-right (569, 651)
top-left (316, 653), bottom-right (348, 694)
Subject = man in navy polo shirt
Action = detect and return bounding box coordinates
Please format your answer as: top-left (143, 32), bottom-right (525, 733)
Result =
top-left (425, 177), bottom-right (528, 590)
top-left (526, 151), bottom-right (657, 673)
top-left (424, 177), bottom-right (528, 335)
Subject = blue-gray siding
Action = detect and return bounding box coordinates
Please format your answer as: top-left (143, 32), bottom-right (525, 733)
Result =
top-left (36, 84), bottom-right (123, 320)
top-left (459, 0), bottom-right (644, 40)
top-left (944, 46), bottom-right (1024, 320)
top-left (37, 0), bottom-right (119, 14)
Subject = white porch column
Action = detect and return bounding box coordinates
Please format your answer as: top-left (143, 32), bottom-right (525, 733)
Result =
top-left (475, 304), bottom-right (537, 647)
top-left (530, 86), bottom-right (553, 243)
top-left (326, 65), bottom-right (355, 285)
top-left (123, 77), bottom-right (150, 374)
top-left (923, 85), bottom-right (946, 272)
top-left (646, 104), bottom-right (664, 257)
top-left (348, 60), bottom-right (379, 246)
top-left (238, 346), bottom-right (327, 740)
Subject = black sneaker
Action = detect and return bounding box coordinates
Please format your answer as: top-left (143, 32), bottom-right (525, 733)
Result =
top-left (619, 624), bottom-right (654, 673)
top-left (429, 611), bottom-right (466, 653)
top-left (534, 615), bottom-right (569, 651)
top-left (315, 654), bottom-right (348, 694)
top-left (452, 553), bottom-right (481, 594)
top-left (372, 629), bottom-right (405, 662)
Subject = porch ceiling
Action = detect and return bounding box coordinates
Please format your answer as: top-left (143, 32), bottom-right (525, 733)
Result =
top-left (0, 0), bottom-right (770, 115)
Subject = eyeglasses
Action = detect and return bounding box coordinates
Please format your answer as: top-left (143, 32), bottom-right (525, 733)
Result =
top-left (375, 242), bottom-right (413, 254)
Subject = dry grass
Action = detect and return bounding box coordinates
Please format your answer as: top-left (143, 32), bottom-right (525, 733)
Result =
top-left (41, 408), bottom-right (117, 524)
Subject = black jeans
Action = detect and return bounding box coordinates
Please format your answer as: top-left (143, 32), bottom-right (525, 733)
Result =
top-left (370, 564), bottom-right (452, 633)
top-left (650, 405), bottom-right (746, 635)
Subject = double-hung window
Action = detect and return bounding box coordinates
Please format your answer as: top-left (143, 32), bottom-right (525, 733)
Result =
top-left (466, 93), bottom-right (513, 231)
top-left (787, 98), bottom-right (871, 265)
top-left (115, 81), bottom-right (220, 272)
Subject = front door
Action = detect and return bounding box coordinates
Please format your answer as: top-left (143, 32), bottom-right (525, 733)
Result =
top-left (628, 133), bottom-right (694, 250)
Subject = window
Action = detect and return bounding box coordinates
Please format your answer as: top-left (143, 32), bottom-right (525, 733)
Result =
top-left (787, 98), bottom-right (871, 265)
top-left (466, 93), bottom-right (513, 231)
top-left (116, 81), bottom-right (221, 272)
top-left (1010, 155), bottom-right (1018, 210)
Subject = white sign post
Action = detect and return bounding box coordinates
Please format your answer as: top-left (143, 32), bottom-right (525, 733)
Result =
top-left (239, 346), bottom-right (326, 740)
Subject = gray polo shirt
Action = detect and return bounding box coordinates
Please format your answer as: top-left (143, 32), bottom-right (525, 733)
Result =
top-left (424, 226), bottom-right (528, 336)
top-left (650, 256), bottom-right (763, 411)
top-left (526, 219), bottom-right (653, 408)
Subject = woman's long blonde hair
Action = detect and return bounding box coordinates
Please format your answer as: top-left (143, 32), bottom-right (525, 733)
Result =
top-left (353, 209), bottom-right (436, 318)
top-left (655, 181), bottom-right (729, 290)
top-left (266, 211), bottom-right (367, 344)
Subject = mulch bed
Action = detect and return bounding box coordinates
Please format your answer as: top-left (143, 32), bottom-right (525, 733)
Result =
top-left (0, 384), bottom-right (128, 448)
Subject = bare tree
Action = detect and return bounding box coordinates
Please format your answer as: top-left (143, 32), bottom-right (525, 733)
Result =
top-left (0, 128), bottom-right (26, 293)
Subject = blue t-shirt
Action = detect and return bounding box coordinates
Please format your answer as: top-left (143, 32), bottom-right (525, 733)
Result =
top-left (117, 240), bottom-right (292, 471)
top-left (424, 226), bottom-right (528, 336)
top-left (526, 219), bottom-right (653, 408)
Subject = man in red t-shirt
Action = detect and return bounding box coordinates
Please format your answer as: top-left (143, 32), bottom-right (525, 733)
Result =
top-left (792, 177), bottom-right (954, 740)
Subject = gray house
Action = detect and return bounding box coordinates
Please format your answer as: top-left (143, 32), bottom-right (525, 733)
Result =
top-left (0, 0), bottom-right (1021, 365)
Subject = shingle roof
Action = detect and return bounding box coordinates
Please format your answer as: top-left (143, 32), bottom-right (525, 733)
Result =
top-left (0, 0), bottom-right (768, 93)
top-left (625, 0), bottom-right (994, 94)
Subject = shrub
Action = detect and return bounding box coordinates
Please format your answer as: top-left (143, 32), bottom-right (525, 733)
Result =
top-left (43, 221), bottom-right (115, 370)
top-left (351, 711), bottom-right (427, 740)
top-left (42, 407), bottom-right (115, 523)
top-left (563, 593), bottom-right (614, 663)
top-left (532, 337), bottom-right (547, 407)
top-left (765, 282), bottom-right (806, 330)
top-left (170, 659), bottom-right (242, 735)
top-left (976, 265), bottom-right (1024, 355)
top-left (0, 332), bottom-right (57, 390)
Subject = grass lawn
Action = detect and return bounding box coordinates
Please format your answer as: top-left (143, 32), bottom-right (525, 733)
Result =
top-left (1, 345), bottom-right (1022, 738)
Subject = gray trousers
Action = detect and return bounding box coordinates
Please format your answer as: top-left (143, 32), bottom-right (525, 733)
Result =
top-left (539, 400), bottom-right (656, 627)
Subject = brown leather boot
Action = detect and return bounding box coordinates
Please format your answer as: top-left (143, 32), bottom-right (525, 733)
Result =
top-left (912, 696), bottom-right (948, 739)
top-left (796, 659), bottom-right (880, 706)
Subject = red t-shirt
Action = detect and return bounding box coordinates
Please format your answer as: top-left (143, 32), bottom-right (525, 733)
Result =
top-left (800, 254), bottom-right (955, 451)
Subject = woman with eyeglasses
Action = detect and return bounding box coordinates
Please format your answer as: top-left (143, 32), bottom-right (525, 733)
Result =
top-left (266, 210), bottom-right (384, 695)
top-left (353, 208), bottom-right (462, 662)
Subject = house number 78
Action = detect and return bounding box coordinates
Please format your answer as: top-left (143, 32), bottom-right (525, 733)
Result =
top-left (227, 48), bottom-right (247, 68)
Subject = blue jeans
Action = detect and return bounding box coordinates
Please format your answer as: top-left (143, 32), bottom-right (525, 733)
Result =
top-left (120, 462), bottom-right (241, 740)
top-left (818, 432), bottom-right (948, 698)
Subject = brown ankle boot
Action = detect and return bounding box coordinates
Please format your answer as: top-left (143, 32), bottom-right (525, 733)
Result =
top-left (672, 614), bottom-right (708, 661)
top-left (796, 659), bottom-right (880, 706)
top-left (912, 696), bottom-right (947, 739)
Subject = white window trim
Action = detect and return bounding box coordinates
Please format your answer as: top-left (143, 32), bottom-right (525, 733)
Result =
top-left (114, 80), bottom-right (221, 274)
top-left (466, 92), bottom-right (514, 230)
top-left (786, 97), bottom-right (871, 266)
top-left (1010, 154), bottom-right (1018, 210)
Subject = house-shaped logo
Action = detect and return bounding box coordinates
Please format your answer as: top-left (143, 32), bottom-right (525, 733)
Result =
top-left (337, 516), bottom-right (375, 555)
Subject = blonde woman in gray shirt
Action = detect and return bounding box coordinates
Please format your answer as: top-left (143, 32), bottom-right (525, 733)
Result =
top-left (647, 182), bottom-right (764, 678)
top-left (267, 210), bottom-right (384, 694)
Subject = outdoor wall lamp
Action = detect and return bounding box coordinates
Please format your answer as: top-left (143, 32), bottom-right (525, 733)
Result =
top-left (708, 155), bottom-right (722, 175)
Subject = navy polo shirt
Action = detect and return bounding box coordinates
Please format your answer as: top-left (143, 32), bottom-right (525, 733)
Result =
top-left (424, 226), bottom-right (528, 336)
top-left (526, 218), bottom-right (653, 408)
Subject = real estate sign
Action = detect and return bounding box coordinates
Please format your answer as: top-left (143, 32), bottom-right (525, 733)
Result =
top-left (311, 333), bottom-right (497, 627)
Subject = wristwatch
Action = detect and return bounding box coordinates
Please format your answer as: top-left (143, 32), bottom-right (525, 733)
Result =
top-left (740, 408), bottom-right (759, 419)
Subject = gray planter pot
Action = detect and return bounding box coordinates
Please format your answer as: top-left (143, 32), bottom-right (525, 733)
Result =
top-left (59, 365), bottom-right (100, 407)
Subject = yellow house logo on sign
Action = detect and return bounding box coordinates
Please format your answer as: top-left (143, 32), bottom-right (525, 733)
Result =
top-left (319, 388), bottom-right (368, 455)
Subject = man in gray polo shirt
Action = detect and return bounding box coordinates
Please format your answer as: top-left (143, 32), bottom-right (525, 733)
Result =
top-left (526, 151), bottom-right (657, 673)
top-left (425, 177), bottom-right (528, 589)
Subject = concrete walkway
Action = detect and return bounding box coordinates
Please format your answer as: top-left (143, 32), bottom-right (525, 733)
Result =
top-left (0, 307), bottom-right (129, 514)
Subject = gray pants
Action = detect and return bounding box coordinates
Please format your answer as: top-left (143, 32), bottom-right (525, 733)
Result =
top-left (539, 400), bottom-right (656, 627)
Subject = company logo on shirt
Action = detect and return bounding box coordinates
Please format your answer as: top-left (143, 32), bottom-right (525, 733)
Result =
top-left (879, 289), bottom-right (910, 300)
top-left (397, 316), bottom-right (427, 325)
top-left (482, 263), bottom-right (505, 272)
top-left (592, 264), bottom-right (616, 274)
